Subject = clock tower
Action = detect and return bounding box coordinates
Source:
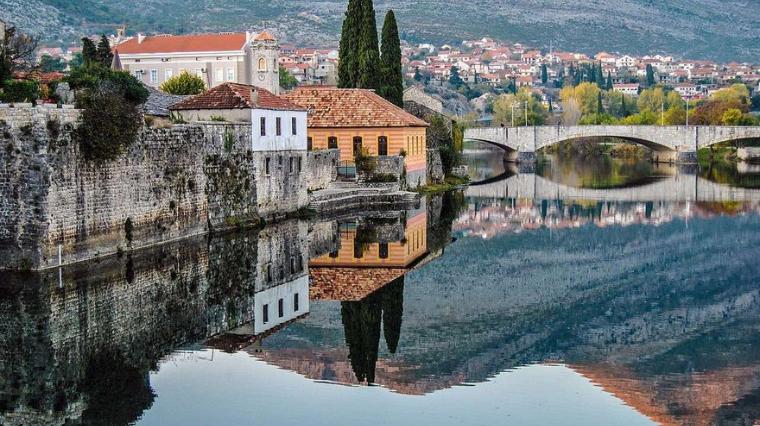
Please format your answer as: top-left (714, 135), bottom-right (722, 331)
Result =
top-left (250, 31), bottom-right (280, 95)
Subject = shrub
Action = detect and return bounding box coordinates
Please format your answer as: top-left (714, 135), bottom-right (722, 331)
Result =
top-left (354, 147), bottom-right (377, 173)
top-left (159, 71), bottom-right (206, 95)
top-left (210, 115), bottom-right (227, 122)
top-left (367, 173), bottom-right (398, 183)
top-left (0, 80), bottom-right (39, 103)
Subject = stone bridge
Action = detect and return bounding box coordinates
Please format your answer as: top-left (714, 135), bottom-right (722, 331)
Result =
top-left (466, 173), bottom-right (760, 203)
top-left (465, 126), bottom-right (760, 163)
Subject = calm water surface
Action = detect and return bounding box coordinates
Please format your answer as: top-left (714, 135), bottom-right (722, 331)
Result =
top-left (2, 144), bottom-right (760, 425)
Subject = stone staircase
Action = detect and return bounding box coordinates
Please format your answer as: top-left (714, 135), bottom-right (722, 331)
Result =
top-left (309, 183), bottom-right (419, 215)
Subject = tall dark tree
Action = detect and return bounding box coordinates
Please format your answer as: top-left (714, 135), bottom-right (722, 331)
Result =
top-left (81, 37), bottom-right (98, 68)
top-left (646, 64), bottom-right (656, 87)
top-left (0, 25), bottom-right (38, 84)
top-left (596, 62), bottom-right (604, 88)
top-left (605, 71), bottom-right (613, 90)
top-left (338, 0), bottom-right (363, 87)
top-left (96, 35), bottom-right (114, 67)
top-left (379, 10), bottom-right (403, 106)
top-left (356, 0), bottom-right (380, 90)
top-left (449, 66), bottom-right (464, 88)
top-left (381, 277), bottom-right (404, 354)
top-left (540, 63), bottom-right (548, 85)
top-left (597, 91), bottom-right (604, 114)
top-left (621, 95), bottom-right (627, 117)
top-left (341, 297), bottom-right (382, 383)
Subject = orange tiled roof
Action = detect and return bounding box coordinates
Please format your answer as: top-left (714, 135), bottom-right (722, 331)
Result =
top-left (115, 32), bottom-right (248, 54)
top-left (170, 83), bottom-right (306, 111)
top-left (283, 86), bottom-right (429, 128)
top-left (254, 31), bottom-right (276, 42)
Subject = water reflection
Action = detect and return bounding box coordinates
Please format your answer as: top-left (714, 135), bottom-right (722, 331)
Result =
top-left (1, 175), bottom-right (760, 425)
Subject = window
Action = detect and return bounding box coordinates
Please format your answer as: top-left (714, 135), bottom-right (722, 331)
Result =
top-left (194, 68), bottom-right (203, 78)
top-left (328, 136), bottom-right (338, 149)
top-left (352, 136), bottom-right (363, 156)
top-left (294, 293), bottom-right (299, 312)
top-left (307, 137), bottom-right (313, 151)
top-left (276, 117), bottom-right (282, 136)
top-left (227, 68), bottom-right (234, 81)
top-left (297, 157), bottom-right (302, 173)
top-left (215, 68), bottom-right (223, 82)
top-left (378, 136), bottom-right (388, 156)
top-left (289, 157), bottom-right (295, 174)
top-left (278, 299), bottom-right (284, 318)
top-left (150, 69), bottom-right (158, 83)
top-left (265, 157), bottom-right (271, 175)
top-left (165, 69), bottom-right (173, 80)
top-left (266, 264), bottom-right (272, 282)
top-left (133, 70), bottom-right (142, 79)
top-left (290, 256), bottom-right (296, 273)
top-left (260, 117), bottom-right (266, 136)
top-left (258, 57), bottom-right (267, 71)
top-left (292, 117), bottom-right (297, 135)
top-left (278, 156), bottom-right (283, 168)
top-left (262, 304), bottom-right (269, 323)
top-left (379, 243), bottom-right (389, 259)
top-left (329, 250), bottom-right (339, 258)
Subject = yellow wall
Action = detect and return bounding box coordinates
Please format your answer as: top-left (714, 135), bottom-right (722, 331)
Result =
top-left (310, 211), bottom-right (428, 268)
top-left (307, 126), bottom-right (427, 172)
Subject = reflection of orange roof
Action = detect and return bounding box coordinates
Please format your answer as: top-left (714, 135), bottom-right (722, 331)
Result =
top-left (116, 32), bottom-right (247, 54)
top-left (283, 87), bottom-right (429, 128)
top-left (310, 267), bottom-right (406, 301)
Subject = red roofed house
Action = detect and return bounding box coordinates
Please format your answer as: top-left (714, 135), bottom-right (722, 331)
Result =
top-left (284, 86), bottom-right (430, 188)
top-left (170, 82), bottom-right (309, 216)
top-left (115, 31), bottom-right (281, 94)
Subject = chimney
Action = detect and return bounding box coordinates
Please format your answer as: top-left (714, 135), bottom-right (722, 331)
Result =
top-left (137, 33), bottom-right (145, 44)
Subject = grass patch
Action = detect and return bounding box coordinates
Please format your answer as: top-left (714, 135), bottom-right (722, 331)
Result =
top-left (415, 175), bottom-right (469, 194)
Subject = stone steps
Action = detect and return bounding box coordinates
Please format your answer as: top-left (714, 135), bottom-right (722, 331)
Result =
top-left (309, 184), bottom-right (419, 215)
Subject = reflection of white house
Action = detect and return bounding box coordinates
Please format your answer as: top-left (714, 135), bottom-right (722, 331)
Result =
top-left (253, 275), bottom-right (309, 334)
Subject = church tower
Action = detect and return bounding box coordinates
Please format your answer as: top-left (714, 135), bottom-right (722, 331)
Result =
top-left (250, 31), bottom-right (280, 95)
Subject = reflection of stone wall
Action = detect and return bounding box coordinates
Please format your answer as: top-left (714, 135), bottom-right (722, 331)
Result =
top-left (0, 219), bottom-right (312, 425)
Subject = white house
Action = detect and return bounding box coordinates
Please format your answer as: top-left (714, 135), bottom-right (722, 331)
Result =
top-left (613, 83), bottom-right (640, 96)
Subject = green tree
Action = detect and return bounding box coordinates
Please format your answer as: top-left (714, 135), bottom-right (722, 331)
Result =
top-left (81, 37), bottom-right (98, 68)
top-left (492, 88), bottom-right (548, 126)
top-left (540, 63), bottom-right (548, 85)
top-left (356, 0), bottom-right (380, 90)
top-left (0, 25), bottom-right (38, 85)
top-left (605, 71), bottom-right (613, 91)
top-left (337, 0), bottom-right (363, 87)
top-left (39, 55), bottom-right (66, 72)
top-left (159, 71), bottom-right (206, 95)
top-left (645, 64), bottom-right (656, 87)
top-left (722, 108), bottom-right (744, 125)
top-left (378, 10), bottom-right (403, 106)
top-left (449, 66), bottom-right (464, 88)
top-left (279, 65), bottom-right (299, 90)
top-left (96, 35), bottom-right (113, 67)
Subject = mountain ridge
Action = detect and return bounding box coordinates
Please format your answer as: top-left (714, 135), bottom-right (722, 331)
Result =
top-left (1, 0), bottom-right (758, 63)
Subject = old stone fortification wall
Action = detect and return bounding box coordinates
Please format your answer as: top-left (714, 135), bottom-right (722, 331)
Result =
top-left (0, 111), bottom-right (322, 270)
top-left (427, 148), bottom-right (444, 184)
top-left (306, 149), bottom-right (339, 191)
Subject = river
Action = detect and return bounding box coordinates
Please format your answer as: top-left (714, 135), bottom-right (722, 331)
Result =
top-left (1, 143), bottom-right (760, 425)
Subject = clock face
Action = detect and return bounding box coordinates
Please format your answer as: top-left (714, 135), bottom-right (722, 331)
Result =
top-left (258, 74), bottom-right (265, 81)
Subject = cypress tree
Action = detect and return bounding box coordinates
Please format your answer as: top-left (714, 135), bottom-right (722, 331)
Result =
top-left (597, 91), bottom-right (603, 114)
top-left (96, 35), bottom-right (114, 67)
top-left (621, 95), bottom-right (627, 117)
top-left (646, 64), bottom-right (655, 87)
top-left (605, 71), bottom-right (613, 90)
top-left (596, 62), bottom-right (604, 88)
top-left (338, 0), bottom-right (363, 88)
top-left (81, 37), bottom-right (98, 68)
top-left (540, 63), bottom-right (548, 85)
top-left (356, 0), bottom-right (380, 90)
top-left (379, 10), bottom-right (403, 106)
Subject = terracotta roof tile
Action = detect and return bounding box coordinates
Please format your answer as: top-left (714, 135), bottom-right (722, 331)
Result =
top-left (115, 32), bottom-right (247, 55)
top-left (283, 87), bottom-right (429, 128)
top-left (254, 30), bottom-right (276, 41)
top-left (170, 83), bottom-right (306, 111)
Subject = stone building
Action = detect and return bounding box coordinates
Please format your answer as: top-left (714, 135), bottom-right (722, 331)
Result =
top-left (114, 30), bottom-right (280, 94)
top-left (283, 86), bottom-right (429, 188)
top-left (170, 82), bottom-right (309, 217)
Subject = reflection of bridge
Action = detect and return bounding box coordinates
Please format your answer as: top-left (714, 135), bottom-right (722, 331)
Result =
top-left (465, 126), bottom-right (760, 163)
top-left (466, 173), bottom-right (760, 202)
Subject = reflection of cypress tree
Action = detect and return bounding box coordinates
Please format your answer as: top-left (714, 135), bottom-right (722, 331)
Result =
top-left (341, 297), bottom-right (382, 383)
top-left (381, 277), bottom-right (404, 354)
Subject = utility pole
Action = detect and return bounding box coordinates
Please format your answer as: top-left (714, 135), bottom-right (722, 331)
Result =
top-left (661, 99), bottom-right (665, 126)
top-left (685, 98), bottom-right (689, 126)
top-left (524, 101), bottom-right (528, 126)
top-left (511, 103), bottom-right (515, 127)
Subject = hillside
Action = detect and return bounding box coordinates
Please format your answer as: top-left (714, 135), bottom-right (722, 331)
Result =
top-left (1, 0), bottom-right (758, 62)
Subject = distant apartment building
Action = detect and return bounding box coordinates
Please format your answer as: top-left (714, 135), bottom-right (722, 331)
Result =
top-left (674, 83), bottom-right (699, 99)
top-left (613, 83), bottom-right (640, 96)
top-left (114, 31), bottom-right (281, 95)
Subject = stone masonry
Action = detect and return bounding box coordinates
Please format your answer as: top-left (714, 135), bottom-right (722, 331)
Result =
top-left (0, 108), bottom-right (332, 270)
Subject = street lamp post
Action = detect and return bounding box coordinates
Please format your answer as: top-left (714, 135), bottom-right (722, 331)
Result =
top-left (511, 103), bottom-right (515, 127)
top-left (524, 101), bottom-right (528, 127)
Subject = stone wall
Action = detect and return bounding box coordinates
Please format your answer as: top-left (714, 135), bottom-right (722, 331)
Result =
top-left (357, 155), bottom-right (404, 189)
top-left (306, 149), bottom-right (339, 191)
top-left (426, 148), bottom-right (444, 184)
top-left (0, 112), bottom-right (307, 270)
